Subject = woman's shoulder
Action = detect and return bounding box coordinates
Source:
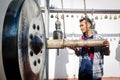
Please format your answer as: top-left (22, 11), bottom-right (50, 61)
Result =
top-left (94, 34), bottom-right (103, 39)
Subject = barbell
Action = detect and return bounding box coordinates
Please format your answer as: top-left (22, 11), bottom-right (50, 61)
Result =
top-left (1, 0), bottom-right (105, 80)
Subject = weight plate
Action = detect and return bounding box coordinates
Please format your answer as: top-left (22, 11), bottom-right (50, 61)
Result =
top-left (2, 0), bottom-right (46, 80)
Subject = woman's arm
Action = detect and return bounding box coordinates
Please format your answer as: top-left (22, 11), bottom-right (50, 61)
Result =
top-left (68, 46), bottom-right (80, 57)
top-left (103, 40), bottom-right (110, 56)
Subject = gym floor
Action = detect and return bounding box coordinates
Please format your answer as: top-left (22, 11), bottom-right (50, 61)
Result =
top-left (49, 77), bottom-right (120, 80)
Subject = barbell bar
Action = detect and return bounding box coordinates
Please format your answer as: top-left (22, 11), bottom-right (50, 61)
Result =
top-left (47, 39), bottom-right (105, 49)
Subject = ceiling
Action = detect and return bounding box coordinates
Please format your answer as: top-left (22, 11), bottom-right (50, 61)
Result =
top-left (49, 0), bottom-right (120, 9)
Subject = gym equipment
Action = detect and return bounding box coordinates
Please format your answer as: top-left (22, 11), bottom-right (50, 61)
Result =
top-left (1, 0), bottom-right (105, 80)
top-left (2, 0), bottom-right (46, 80)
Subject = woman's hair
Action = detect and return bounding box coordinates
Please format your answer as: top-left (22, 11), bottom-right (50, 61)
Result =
top-left (79, 17), bottom-right (92, 26)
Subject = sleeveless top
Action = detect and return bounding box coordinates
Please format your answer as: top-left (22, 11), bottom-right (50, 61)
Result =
top-left (78, 34), bottom-right (104, 79)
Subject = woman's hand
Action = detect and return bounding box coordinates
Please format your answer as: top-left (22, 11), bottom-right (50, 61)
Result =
top-left (68, 45), bottom-right (77, 50)
top-left (103, 39), bottom-right (110, 55)
top-left (103, 39), bottom-right (110, 50)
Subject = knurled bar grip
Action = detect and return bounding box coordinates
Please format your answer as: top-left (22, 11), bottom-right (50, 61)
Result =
top-left (47, 39), bottom-right (105, 49)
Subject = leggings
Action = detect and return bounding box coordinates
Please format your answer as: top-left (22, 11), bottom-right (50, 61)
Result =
top-left (78, 72), bottom-right (102, 80)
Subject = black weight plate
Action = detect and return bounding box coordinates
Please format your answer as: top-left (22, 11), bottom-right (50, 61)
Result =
top-left (2, 0), bottom-right (47, 80)
top-left (2, 0), bottom-right (24, 80)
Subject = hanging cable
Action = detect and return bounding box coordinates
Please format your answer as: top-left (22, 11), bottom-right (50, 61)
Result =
top-left (61, 0), bottom-right (66, 38)
top-left (91, 8), bottom-right (95, 29)
top-left (83, 0), bottom-right (97, 35)
top-left (83, 0), bottom-right (87, 17)
top-left (83, 0), bottom-right (88, 29)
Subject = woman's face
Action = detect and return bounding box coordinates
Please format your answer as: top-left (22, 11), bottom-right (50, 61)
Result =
top-left (79, 20), bottom-right (91, 33)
